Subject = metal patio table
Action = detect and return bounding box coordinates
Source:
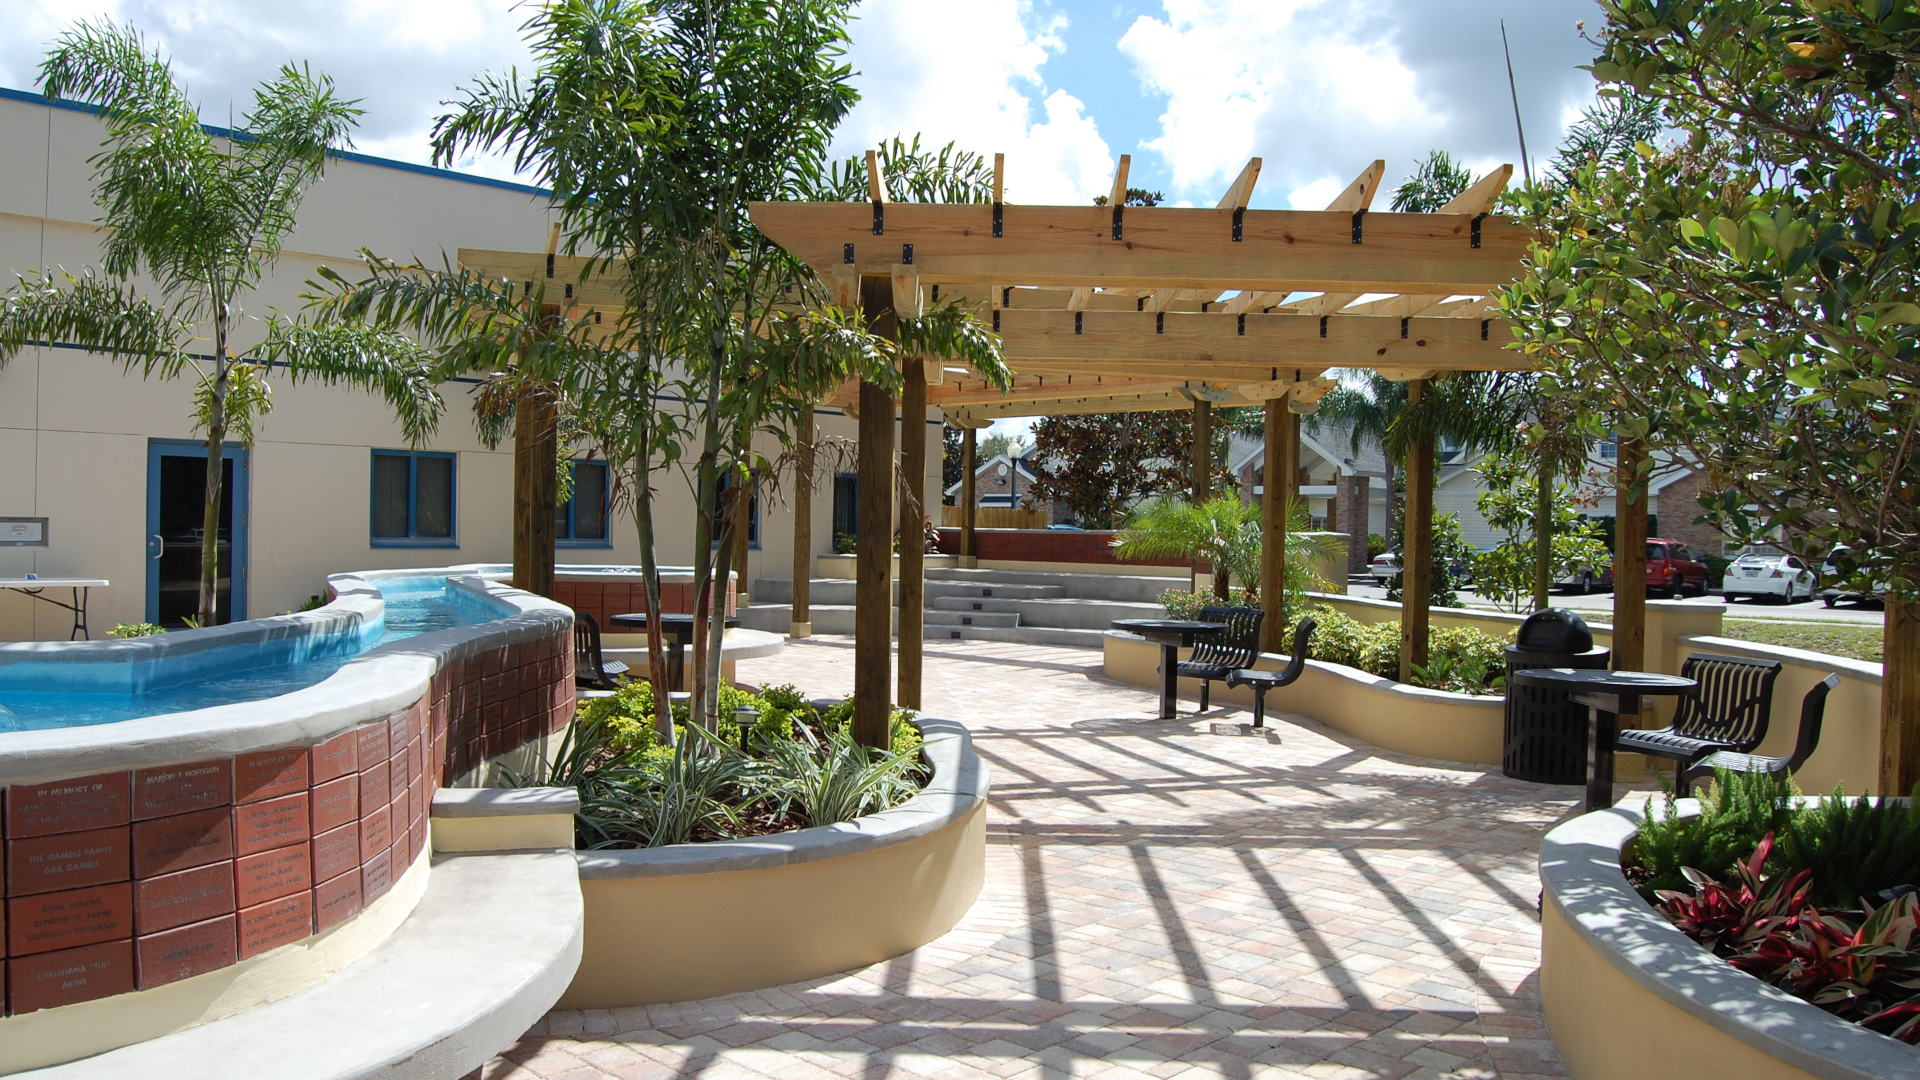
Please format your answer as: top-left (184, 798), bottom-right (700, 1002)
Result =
top-left (1110, 618), bottom-right (1225, 720)
top-left (0, 578), bottom-right (108, 640)
top-left (1509, 667), bottom-right (1697, 812)
top-left (609, 612), bottom-right (742, 691)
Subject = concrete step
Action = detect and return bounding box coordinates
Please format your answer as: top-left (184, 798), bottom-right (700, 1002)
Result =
top-left (751, 578), bottom-right (879, 606)
top-left (1008, 597), bottom-right (1167, 630)
top-left (924, 581), bottom-right (1068, 601)
top-left (924, 567), bottom-right (1184, 604)
top-left (924, 609), bottom-right (1022, 629)
top-left (923, 623), bottom-right (1106, 649)
top-left (739, 603), bottom-right (893, 635)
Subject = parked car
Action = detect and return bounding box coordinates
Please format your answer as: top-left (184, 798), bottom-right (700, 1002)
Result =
top-left (1819, 544), bottom-right (1889, 608)
top-left (1555, 560), bottom-right (1614, 594)
top-left (1646, 539), bottom-right (1711, 598)
top-left (1722, 548), bottom-right (1819, 603)
top-left (1369, 548), bottom-right (1400, 582)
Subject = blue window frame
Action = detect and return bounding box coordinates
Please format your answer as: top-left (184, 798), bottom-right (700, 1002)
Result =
top-left (556, 459), bottom-right (612, 548)
top-left (370, 450), bottom-right (457, 547)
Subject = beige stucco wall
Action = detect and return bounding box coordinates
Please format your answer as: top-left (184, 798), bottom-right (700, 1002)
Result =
top-left (560, 800), bottom-right (986, 1008)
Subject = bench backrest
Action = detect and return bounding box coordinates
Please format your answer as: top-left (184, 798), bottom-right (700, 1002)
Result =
top-left (1192, 606), bottom-right (1265, 670)
top-left (1785, 673), bottom-right (1842, 773)
top-left (573, 611), bottom-right (615, 689)
top-left (1673, 652), bottom-right (1783, 750)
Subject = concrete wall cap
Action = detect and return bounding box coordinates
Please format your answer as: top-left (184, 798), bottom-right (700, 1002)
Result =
top-left (434, 786), bottom-right (583, 817)
top-left (575, 716), bottom-right (987, 880)
top-left (1678, 633), bottom-right (1882, 686)
top-left (1540, 803), bottom-right (1920, 1080)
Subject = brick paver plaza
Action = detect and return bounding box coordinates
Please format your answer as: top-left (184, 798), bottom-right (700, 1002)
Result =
top-left (485, 638), bottom-right (1601, 1080)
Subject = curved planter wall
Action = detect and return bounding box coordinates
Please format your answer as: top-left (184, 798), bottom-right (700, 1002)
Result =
top-left (1539, 803), bottom-right (1920, 1080)
top-left (559, 716), bottom-right (989, 1008)
top-left (1102, 631), bottom-right (1504, 765)
top-left (0, 569), bottom-right (573, 1071)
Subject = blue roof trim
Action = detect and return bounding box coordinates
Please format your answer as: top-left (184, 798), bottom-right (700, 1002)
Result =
top-left (0, 85), bottom-right (551, 198)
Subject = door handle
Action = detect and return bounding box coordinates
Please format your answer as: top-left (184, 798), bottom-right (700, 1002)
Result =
top-left (150, 534), bottom-right (164, 560)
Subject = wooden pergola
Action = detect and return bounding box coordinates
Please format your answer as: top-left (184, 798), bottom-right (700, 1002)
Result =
top-left (745, 154), bottom-right (1583, 745)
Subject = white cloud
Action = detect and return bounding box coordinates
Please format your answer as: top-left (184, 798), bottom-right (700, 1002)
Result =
top-left (834, 0), bottom-right (1114, 204)
top-left (1118, 0), bottom-right (1604, 206)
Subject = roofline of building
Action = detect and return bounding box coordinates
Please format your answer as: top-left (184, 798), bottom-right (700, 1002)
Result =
top-left (0, 86), bottom-right (551, 199)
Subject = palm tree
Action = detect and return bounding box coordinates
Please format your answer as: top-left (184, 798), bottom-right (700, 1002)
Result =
top-left (1312, 373), bottom-right (1407, 545)
top-left (1114, 496), bottom-right (1340, 602)
top-left (0, 22), bottom-right (442, 627)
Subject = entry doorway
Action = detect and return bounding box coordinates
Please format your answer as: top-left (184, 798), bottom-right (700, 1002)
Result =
top-left (146, 439), bottom-right (249, 627)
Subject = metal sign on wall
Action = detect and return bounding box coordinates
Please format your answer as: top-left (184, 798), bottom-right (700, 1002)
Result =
top-left (0, 518), bottom-right (48, 546)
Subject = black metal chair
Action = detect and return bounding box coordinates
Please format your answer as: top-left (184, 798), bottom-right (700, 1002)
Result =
top-left (1683, 674), bottom-right (1840, 788)
top-left (573, 611), bottom-right (629, 691)
top-left (1177, 606), bottom-right (1265, 712)
top-left (1614, 652), bottom-right (1783, 794)
top-left (1226, 617), bottom-right (1316, 729)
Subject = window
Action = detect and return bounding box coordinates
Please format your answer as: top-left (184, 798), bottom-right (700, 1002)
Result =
top-left (716, 469), bottom-right (760, 550)
top-left (556, 459), bottom-right (611, 547)
top-left (1599, 437), bottom-right (1619, 461)
top-left (371, 450), bottom-right (456, 546)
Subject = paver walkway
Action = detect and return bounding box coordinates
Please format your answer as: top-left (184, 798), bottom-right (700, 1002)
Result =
top-left (482, 637), bottom-right (1603, 1080)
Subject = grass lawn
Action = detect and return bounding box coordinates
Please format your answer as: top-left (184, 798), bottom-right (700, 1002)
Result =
top-left (1721, 619), bottom-right (1883, 663)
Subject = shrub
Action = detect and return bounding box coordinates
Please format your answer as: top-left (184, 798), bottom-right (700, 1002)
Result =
top-left (1302, 607), bottom-right (1510, 694)
top-left (1367, 533), bottom-right (1388, 560)
top-left (1157, 588), bottom-right (1257, 621)
top-left (761, 722), bottom-right (927, 826)
top-left (107, 622), bottom-right (165, 638)
top-left (1775, 790), bottom-right (1920, 909)
top-left (1630, 768), bottom-right (1796, 895)
top-left (579, 679), bottom-right (793, 758)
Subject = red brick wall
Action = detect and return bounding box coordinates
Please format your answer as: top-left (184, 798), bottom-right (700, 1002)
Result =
top-left (551, 580), bottom-right (735, 629)
top-left (934, 528), bottom-right (1187, 567)
top-left (1654, 470), bottom-right (1730, 557)
top-left (0, 628), bottom-right (572, 1016)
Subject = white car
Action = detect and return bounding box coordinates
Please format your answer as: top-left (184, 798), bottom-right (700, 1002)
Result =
top-left (1721, 551), bottom-right (1819, 603)
top-left (1369, 549), bottom-right (1400, 582)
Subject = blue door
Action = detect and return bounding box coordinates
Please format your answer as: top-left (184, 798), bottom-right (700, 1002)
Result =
top-left (146, 439), bottom-right (249, 626)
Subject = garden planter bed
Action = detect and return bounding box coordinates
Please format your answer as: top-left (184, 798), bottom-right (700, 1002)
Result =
top-left (1539, 802), bottom-right (1920, 1080)
top-left (556, 716), bottom-right (988, 1007)
top-left (1102, 631), bottom-right (1504, 765)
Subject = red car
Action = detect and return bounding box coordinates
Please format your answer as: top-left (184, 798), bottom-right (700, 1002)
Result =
top-left (1646, 539), bottom-right (1711, 598)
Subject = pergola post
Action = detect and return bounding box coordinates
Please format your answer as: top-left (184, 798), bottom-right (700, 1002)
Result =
top-left (789, 428), bottom-right (813, 638)
top-left (510, 386), bottom-right (559, 599)
top-left (960, 427), bottom-right (978, 567)
top-left (897, 362), bottom-right (928, 711)
top-left (1613, 437), bottom-right (1649, 673)
top-left (854, 275), bottom-right (898, 748)
top-left (1191, 398), bottom-right (1213, 502)
top-left (1399, 379), bottom-right (1434, 683)
top-left (1261, 398), bottom-right (1292, 650)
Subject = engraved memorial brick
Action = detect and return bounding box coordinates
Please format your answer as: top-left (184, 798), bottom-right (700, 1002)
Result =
top-left (388, 749), bottom-right (410, 802)
top-left (358, 759), bottom-right (389, 816)
top-left (132, 760), bottom-right (231, 820)
top-left (136, 913), bottom-right (235, 988)
top-left (5, 772), bottom-right (130, 837)
top-left (355, 721), bottom-right (389, 765)
top-left (362, 847), bottom-right (393, 904)
top-left (311, 824), bottom-right (359, 884)
top-left (132, 807), bottom-right (233, 878)
top-left (237, 892), bottom-right (312, 959)
top-left (7, 826), bottom-right (130, 896)
top-left (234, 747), bottom-right (308, 803)
top-left (9, 882), bottom-right (134, 955)
top-left (134, 861), bottom-right (235, 934)
top-left (9, 939), bottom-right (134, 1012)
top-left (232, 793), bottom-right (309, 856)
top-left (313, 871), bottom-right (362, 933)
top-left (309, 774), bottom-right (359, 835)
top-left (360, 803), bottom-right (391, 857)
top-left (235, 843), bottom-right (311, 908)
top-left (309, 730), bottom-right (358, 785)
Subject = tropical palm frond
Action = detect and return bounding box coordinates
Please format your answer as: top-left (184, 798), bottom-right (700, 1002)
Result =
top-left (194, 361), bottom-right (273, 447)
top-left (0, 270), bottom-right (191, 373)
top-left (253, 319), bottom-right (447, 445)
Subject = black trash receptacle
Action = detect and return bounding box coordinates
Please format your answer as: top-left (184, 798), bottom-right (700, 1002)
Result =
top-left (1503, 609), bottom-right (1611, 784)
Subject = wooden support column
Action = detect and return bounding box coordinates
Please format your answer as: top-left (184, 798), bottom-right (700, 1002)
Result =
top-left (1191, 399), bottom-right (1213, 502)
top-left (1883, 596), bottom-right (1920, 795)
top-left (960, 428), bottom-right (978, 567)
top-left (1261, 398), bottom-right (1290, 650)
top-left (1399, 379), bottom-right (1434, 683)
top-left (511, 385), bottom-right (558, 599)
top-left (790, 429), bottom-right (813, 638)
top-left (897, 362), bottom-right (928, 711)
top-left (854, 275), bottom-right (898, 748)
top-left (1612, 437), bottom-right (1648, 674)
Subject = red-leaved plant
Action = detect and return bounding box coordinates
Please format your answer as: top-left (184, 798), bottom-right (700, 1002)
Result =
top-left (1657, 833), bottom-right (1920, 1043)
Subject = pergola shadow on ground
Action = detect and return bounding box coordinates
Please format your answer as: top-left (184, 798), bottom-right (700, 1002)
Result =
top-left (482, 638), bottom-right (1632, 1080)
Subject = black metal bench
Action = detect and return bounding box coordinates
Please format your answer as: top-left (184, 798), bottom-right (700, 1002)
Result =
top-left (1614, 652), bottom-right (1782, 794)
top-left (1684, 673), bottom-right (1839, 788)
top-left (1226, 617), bottom-right (1316, 729)
top-left (573, 611), bottom-right (630, 691)
top-left (1177, 606), bottom-right (1265, 713)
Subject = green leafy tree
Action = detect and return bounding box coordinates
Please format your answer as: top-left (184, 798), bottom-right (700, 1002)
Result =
top-left (1391, 150), bottom-right (1473, 212)
top-left (1025, 411), bottom-right (1236, 528)
top-left (1499, 0), bottom-right (1920, 790)
top-left (1472, 450), bottom-right (1612, 612)
top-left (0, 22), bottom-right (441, 627)
top-left (1113, 496), bottom-right (1339, 604)
top-left (1383, 506), bottom-right (1472, 610)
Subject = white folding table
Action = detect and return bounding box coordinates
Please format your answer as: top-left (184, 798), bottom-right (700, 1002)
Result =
top-left (0, 578), bottom-right (110, 640)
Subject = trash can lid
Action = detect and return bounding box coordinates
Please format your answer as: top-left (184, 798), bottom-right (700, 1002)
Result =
top-left (1516, 608), bottom-right (1593, 654)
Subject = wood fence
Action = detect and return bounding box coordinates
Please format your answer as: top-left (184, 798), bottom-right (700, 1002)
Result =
top-left (939, 505), bottom-right (1050, 530)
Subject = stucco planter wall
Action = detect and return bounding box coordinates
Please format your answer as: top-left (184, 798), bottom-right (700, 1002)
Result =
top-left (1102, 631), bottom-right (1504, 765)
top-left (558, 717), bottom-right (989, 1008)
top-left (1539, 802), bottom-right (1920, 1080)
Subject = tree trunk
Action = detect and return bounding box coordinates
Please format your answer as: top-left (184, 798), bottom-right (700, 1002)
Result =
top-left (1384, 459), bottom-right (1399, 550)
top-left (512, 386), bottom-right (559, 599)
top-left (897, 362), bottom-right (927, 711)
top-left (853, 274), bottom-right (898, 749)
top-left (1613, 437), bottom-right (1649, 674)
top-left (1191, 399), bottom-right (1212, 502)
top-left (1532, 462), bottom-right (1553, 612)
top-left (790, 430), bottom-right (813, 638)
top-left (632, 420), bottom-right (672, 745)
top-left (1399, 380), bottom-right (1434, 683)
top-left (706, 500), bottom-right (737, 732)
top-left (198, 355), bottom-right (228, 629)
top-left (960, 428), bottom-right (977, 564)
top-left (1880, 594), bottom-right (1919, 795)
top-left (1261, 397), bottom-right (1288, 650)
